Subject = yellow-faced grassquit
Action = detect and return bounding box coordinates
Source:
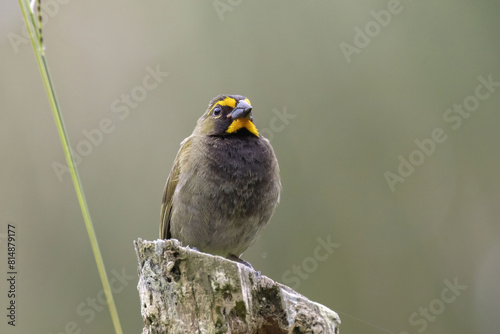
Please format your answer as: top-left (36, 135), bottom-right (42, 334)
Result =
top-left (160, 94), bottom-right (281, 265)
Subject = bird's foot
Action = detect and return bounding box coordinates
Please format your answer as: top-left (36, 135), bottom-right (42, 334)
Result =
top-left (228, 254), bottom-right (255, 271)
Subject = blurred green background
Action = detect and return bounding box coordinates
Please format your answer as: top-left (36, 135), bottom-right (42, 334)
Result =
top-left (1, 1), bottom-right (500, 333)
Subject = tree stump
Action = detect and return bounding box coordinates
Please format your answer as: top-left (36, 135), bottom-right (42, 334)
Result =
top-left (134, 238), bottom-right (340, 333)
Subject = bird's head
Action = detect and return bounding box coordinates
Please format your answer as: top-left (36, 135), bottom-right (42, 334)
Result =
top-left (194, 94), bottom-right (260, 137)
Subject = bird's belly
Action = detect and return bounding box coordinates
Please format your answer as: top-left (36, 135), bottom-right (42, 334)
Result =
top-left (170, 169), bottom-right (273, 256)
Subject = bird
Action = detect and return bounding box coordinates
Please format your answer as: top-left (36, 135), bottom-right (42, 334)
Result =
top-left (160, 94), bottom-right (281, 266)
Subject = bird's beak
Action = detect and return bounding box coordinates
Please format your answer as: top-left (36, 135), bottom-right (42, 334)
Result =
top-left (226, 100), bottom-right (259, 137)
top-left (228, 100), bottom-right (252, 120)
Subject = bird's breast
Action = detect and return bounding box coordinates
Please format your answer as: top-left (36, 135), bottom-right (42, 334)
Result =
top-left (170, 135), bottom-right (280, 256)
top-left (185, 135), bottom-right (279, 217)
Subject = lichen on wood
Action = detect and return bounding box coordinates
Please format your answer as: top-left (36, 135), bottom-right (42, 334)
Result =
top-left (134, 238), bottom-right (340, 334)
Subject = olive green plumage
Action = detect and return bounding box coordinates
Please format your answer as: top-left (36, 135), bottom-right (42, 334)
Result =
top-left (160, 94), bottom-right (281, 261)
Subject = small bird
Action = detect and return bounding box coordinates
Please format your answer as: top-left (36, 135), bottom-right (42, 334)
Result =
top-left (160, 94), bottom-right (281, 265)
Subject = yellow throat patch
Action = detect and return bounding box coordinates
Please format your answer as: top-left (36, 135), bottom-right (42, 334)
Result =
top-left (227, 119), bottom-right (259, 137)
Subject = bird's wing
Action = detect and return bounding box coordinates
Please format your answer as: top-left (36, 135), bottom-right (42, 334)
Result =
top-left (160, 136), bottom-right (192, 239)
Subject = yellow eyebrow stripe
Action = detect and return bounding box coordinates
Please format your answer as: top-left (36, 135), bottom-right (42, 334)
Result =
top-left (209, 97), bottom-right (237, 113)
top-left (209, 97), bottom-right (252, 114)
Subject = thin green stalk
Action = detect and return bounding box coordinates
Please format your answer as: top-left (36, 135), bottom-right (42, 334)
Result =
top-left (18, 2), bottom-right (123, 333)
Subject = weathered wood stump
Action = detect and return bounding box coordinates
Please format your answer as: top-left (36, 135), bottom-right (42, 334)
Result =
top-left (135, 239), bottom-right (340, 333)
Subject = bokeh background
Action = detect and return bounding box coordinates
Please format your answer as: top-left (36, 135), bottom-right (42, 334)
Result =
top-left (1, 1), bottom-right (500, 333)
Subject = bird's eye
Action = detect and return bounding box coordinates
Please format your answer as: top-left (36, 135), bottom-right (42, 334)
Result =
top-left (212, 107), bottom-right (222, 117)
